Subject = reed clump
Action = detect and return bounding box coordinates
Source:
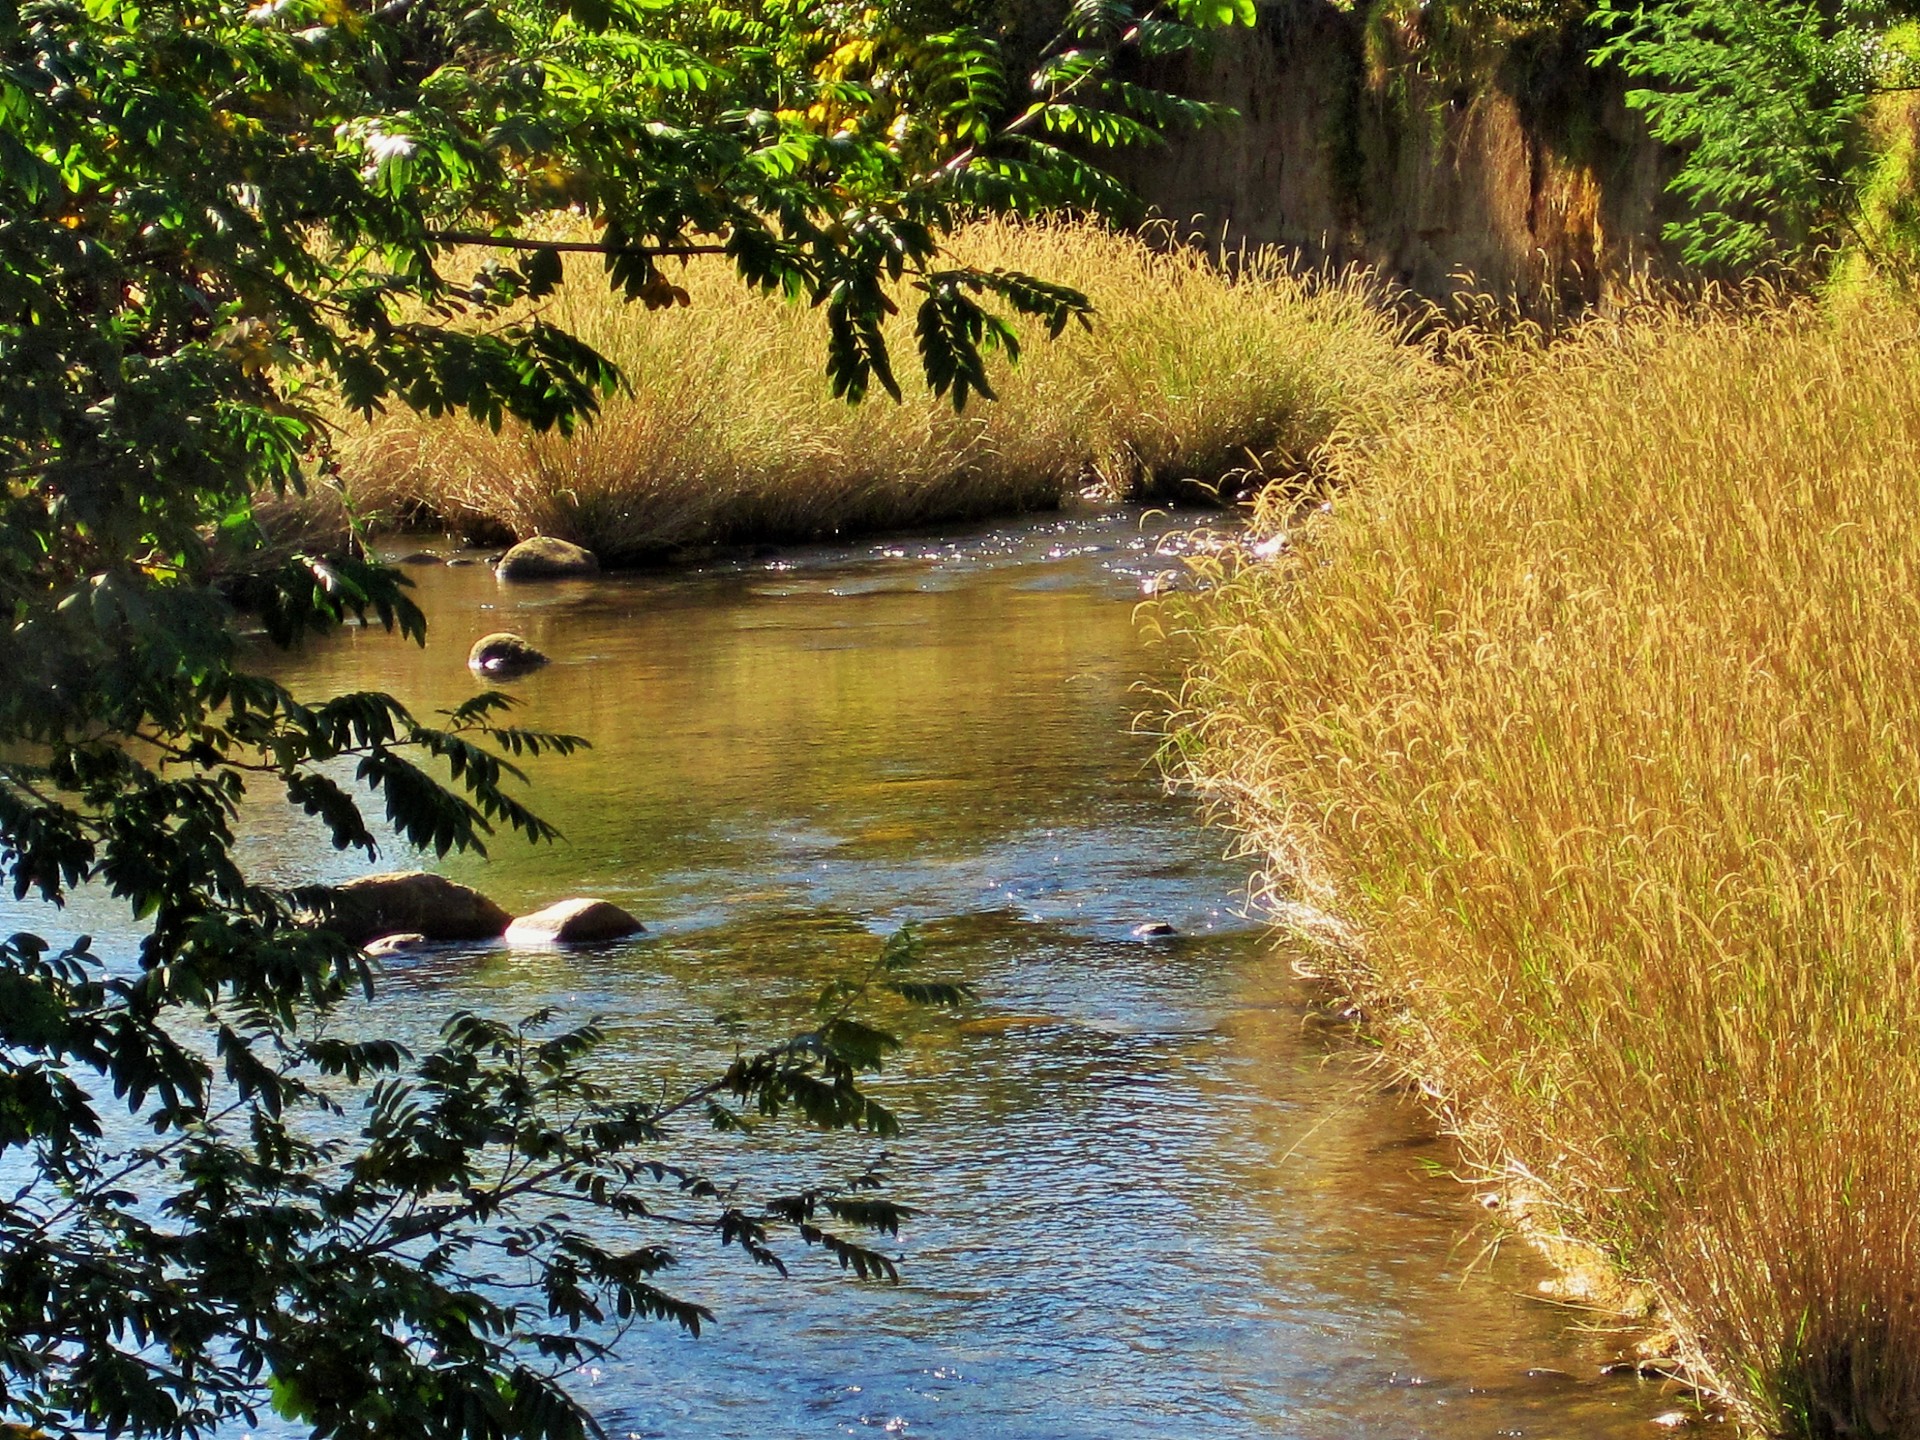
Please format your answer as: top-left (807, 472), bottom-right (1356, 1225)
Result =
top-left (1167, 300), bottom-right (1920, 1438)
top-left (335, 218), bottom-right (1427, 560)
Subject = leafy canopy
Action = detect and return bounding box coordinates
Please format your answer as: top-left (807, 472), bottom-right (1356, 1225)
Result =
top-left (1595, 0), bottom-right (1920, 268)
top-left (0, 0), bottom-right (1246, 1437)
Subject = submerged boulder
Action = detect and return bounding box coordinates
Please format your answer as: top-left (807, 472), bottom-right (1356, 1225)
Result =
top-left (293, 872), bottom-right (511, 946)
top-left (496, 536), bottom-right (599, 581)
top-left (467, 631), bottom-right (549, 678)
top-left (504, 898), bottom-right (645, 946)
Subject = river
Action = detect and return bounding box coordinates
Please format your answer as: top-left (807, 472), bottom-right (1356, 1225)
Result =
top-left (11, 508), bottom-right (1690, 1438)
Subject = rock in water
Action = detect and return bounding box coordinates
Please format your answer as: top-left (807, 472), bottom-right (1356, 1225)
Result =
top-left (292, 872), bottom-right (512, 945)
top-left (467, 631), bottom-right (548, 678)
top-left (364, 931), bottom-right (430, 958)
top-left (1130, 920), bottom-right (1177, 938)
top-left (505, 898), bottom-right (645, 945)
top-left (495, 536), bottom-right (599, 581)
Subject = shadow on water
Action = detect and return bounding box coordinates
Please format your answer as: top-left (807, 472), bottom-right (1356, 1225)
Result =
top-left (16, 509), bottom-right (1695, 1437)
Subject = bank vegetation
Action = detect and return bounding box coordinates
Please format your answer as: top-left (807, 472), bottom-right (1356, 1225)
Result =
top-left (332, 219), bottom-right (1428, 559)
top-left (1165, 300), bottom-right (1920, 1438)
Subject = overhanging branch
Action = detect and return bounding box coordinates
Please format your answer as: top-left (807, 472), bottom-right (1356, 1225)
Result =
top-left (425, 230), bottom-right (730, 258)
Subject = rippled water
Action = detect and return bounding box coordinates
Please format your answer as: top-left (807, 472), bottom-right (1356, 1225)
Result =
top-left (10, 509), bottom-right (1691, 1437)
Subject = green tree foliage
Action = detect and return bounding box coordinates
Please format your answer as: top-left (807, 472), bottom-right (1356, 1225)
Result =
top-left (1596, 0), bottom-right (1920, 268)
top-left (0, 0), bottom-right (1246, 1435)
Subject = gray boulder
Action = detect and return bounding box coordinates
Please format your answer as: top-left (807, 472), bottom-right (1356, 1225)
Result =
top-left (496, 536), bottom-right (599, 581)
top-left (293, 872), bottom-right (511, 946)
top-left (504, 898), bottom-right (645, 946)
top-left (467, 631), bottom-right (548, 678)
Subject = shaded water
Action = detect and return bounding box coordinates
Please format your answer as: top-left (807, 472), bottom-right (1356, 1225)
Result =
top-left (17, 511), bottom-right (1690, 1437)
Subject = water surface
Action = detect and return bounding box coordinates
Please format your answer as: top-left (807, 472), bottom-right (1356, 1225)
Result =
top-left (16, 510), bottom-right (1691, 1437)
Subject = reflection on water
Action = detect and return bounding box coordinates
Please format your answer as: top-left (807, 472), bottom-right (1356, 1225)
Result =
top-left (13, 510), bottom-right (1688, 1436)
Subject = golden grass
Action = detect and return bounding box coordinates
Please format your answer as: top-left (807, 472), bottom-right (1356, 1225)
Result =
top-left (1164, 301), bottom-right (1920, 1438)
top-left (335, 218), bottom-right (1429, 560)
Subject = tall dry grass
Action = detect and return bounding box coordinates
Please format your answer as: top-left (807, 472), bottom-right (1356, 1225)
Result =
top-left (336, 218), bottom-right (1428, 559)
top-left (1166, 301), bottom-right (1920, 1438)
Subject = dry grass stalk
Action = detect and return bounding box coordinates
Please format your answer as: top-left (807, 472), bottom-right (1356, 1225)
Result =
top-left (334, 218), bottom-right (1429, 559)
top-left (1166, 300), bottom-right (1920, 1439)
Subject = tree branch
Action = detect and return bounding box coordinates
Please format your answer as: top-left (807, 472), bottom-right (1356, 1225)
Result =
top-left (424, 230), bottom-right (730, 259)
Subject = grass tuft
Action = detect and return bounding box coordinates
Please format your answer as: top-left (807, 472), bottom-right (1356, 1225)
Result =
top-left (1166, 299), bottom-right (1920, 1438)
top-left (335, 218), bottom-right (1429, 560)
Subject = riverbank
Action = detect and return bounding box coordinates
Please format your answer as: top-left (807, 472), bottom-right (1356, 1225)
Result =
top-left (331, 219), bottom-right (1432, 562)
top-left (1164, 299), bottom-right (1920, 1437)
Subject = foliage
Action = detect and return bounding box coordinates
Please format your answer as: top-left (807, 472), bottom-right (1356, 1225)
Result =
top-left (1334, 0), bottom-right (1591, 93)
top-left (1348, 0), bottom-right (1591, 56)
top-left (1594, 0), bottom-right (1920, 268)
top-left (1, 923), bottom-right (966, 1440)
top-left (1165, 300), bottom-right (1920, 1438)
top-left (1351, 0), bottom-right (1920, 272)
top-left (0, 0), bottom-right (1248, 1436)
top-left (1842, 88), bottom-right (1920, 288)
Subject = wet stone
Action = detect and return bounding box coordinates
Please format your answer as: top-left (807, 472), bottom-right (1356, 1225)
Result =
top-left (364, 932), bottom-right (430, 958)
top-left (292, 871), bottom-right (510, 946)
top-left (504, 898), bottom-right (645, 946)
top-left (496, 536), bottom-right (599, 581)
top-left (468, 631), bottom-right (549, 678)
